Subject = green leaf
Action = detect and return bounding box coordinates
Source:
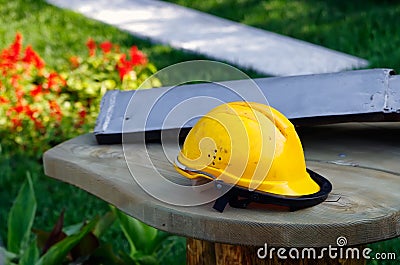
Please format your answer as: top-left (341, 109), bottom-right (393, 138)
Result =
top-left (118, 251), bottom-right (138, 265)
top-left (7, 172), bottom-right (36, 254)
top-left (132, 252), bottom-right (158, 265)
top-left (146, 63), bottom-right (157, 73)
top-left (148, 231), bottom-right (171, 254)
top-left (0, 246), bottom-right (17, 263)
top-left (112, 207), bottom-right (157, 256)
top-left (92, 210), bottom-right (116, 238)
top-left (86, 244), bottom-right (124, 265)
top-left (63, 223), bottom-right (83, 236)
top-left (156, 236), bottom-right (186, 265)
top-left (35, 217), bottom-right (98, 265)
top-left (19, 241), bottom-right (39, 265)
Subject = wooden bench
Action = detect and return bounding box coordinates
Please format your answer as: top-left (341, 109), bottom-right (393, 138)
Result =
top-left (43, 122), bottom-right (400, 264)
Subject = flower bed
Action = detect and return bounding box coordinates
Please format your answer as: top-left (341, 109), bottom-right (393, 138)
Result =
top-left (0, 33), bottom-right (159, 158)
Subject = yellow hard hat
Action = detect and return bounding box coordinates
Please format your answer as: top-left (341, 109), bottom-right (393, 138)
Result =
top-left (174, 102), bottom-right (332, 212)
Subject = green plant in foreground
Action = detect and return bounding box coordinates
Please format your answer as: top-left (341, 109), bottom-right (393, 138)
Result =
top-left (3, 172), bottom-right (37, 264)
top-left (1, 173), bottom-right (185, 265)
top-left (112, 207), bottom-right (186, 265)
top-left (1, 173), bottom-right (100, 265)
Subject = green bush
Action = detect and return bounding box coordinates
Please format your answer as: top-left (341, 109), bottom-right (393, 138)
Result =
top-left (0, 33), bottom-right (85, 158)
top-left (60, 38), bottom-right (161, 125)
top-left (0, 33), bottom-right (160, 158)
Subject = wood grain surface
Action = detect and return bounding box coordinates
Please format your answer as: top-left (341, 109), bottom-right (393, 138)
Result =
top-left (43, 123), bottom-right (400, 247)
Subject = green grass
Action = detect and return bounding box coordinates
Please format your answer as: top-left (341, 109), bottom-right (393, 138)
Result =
top-left (166, 0), bottom-right (400, 73)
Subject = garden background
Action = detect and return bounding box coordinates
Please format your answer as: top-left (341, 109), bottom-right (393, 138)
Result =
top-left (1, 0), bottom-right (399, 264)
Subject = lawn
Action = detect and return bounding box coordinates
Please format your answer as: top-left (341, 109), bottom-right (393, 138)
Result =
top-left (1, 0), bottom-right (399, 264)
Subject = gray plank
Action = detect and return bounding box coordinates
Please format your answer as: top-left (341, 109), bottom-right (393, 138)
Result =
top-left (94, 69), bottom-right (400, 143)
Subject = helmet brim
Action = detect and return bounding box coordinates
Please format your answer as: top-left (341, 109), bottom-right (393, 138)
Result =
top-left (213, 169), bottom-right (332, 212)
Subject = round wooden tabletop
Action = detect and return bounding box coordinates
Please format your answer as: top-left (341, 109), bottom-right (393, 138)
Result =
top-left (43, 123), bottom-right (400, 247)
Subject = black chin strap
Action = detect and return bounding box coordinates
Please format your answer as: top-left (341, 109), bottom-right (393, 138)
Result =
top-left (212, 188), bottom-right (260, 212)
top-left (213, 192), bottom-right (232, 213)
top-left (212, 169), bottom-right (332, 213)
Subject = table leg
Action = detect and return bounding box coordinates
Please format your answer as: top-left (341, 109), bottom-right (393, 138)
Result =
top-left (186, 238), bottom-right (366, 265)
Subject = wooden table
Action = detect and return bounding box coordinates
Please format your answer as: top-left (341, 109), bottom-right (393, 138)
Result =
top-left (43, 123), bottom-right (400, 264)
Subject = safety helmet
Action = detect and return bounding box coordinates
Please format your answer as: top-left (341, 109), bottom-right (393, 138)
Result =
top-left (174, 102), bottom-right (332, 212)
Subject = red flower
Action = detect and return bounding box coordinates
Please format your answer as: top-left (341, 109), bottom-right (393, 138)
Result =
top-left (10, 33), bottom-right (22, 62)
top-left (49, 100), bottom-right (62, 121)
top-left (23, 46), bottom-right (45, 69)
top-left (100, 41), bottom-right (113, 54)
top-left (47, 72), bottom-right (64, 92)
top-left (130, 46), bottom-right (147, 66)
top-left (117, 54), bottom-right (132, 80)
top-left (69, 56), bottom-right (80, 68)
top-left (49, 100), bottom-right (61, 112)
top-left (15, 86), bottom-right (24, 99)
top-left (11, 74), bottom-right (20, 88)
top-left (86, 38), bottom-right (96, 57)
top-left (30, 84), bottom-right (42, 97)
top-left (78, 109), bottom-right (86, 119)
top-left (0, 95), bottom-right (9, 104)
top-left (13, 103), bottom-right (24, 114)
top-left (11, 117), bottom-right (22, 128)
top-left (0, 49), bottom-right (15, 71)
top-left (34, 119), bottom-right (44, 130)
top-left (0, 33), bottom-right (23, 72)
top-left (24, 105), bottom-right (36, 120)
